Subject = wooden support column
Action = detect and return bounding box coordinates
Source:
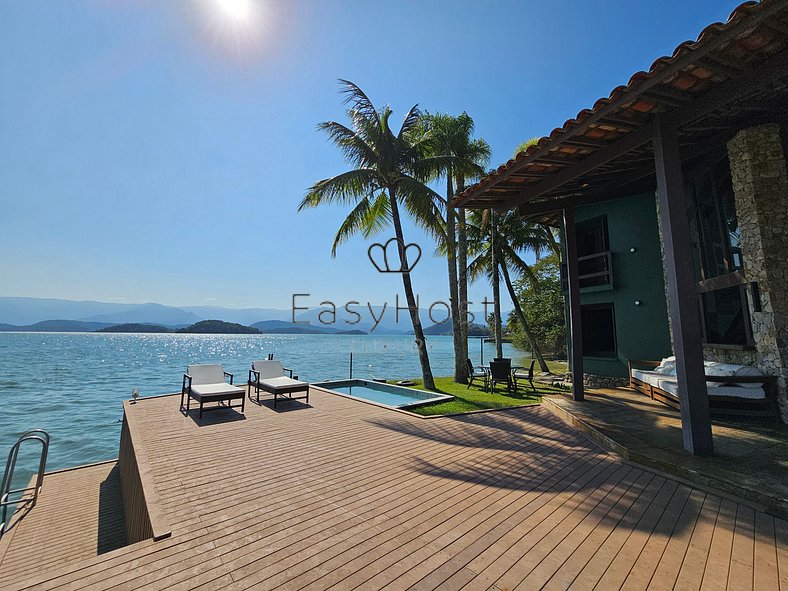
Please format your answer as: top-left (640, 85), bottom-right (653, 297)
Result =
top-left (653, 116), bottom-right (714, 455)
top-left (563, 207), bottom-right (584, 401)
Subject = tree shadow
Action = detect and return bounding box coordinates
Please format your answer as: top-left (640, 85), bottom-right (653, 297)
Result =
top-left (365, 407), bottom-right (706, 536)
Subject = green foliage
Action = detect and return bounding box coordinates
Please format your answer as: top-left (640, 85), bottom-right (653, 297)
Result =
top-left (176, 320), bottom-right (260, 334)
top-left (507, 253), bottom-right (566, 357)
top-left (513, 136), bottom-right (541, 157)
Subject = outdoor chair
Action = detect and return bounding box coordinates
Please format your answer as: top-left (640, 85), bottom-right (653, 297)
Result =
top-left (489, 360), bottom-right (514, 393)
top-left (181, 364), bottom-right (245, 419)
top-left (249, 360), bottom-right (309, 408)
top-left (465, 359), bottom-right (489, 390)
top-left (513, 358), bottom-right (537, 392)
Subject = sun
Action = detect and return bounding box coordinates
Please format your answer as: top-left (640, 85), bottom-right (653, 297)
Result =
top-left (216, 0), bottom-right (251, 21)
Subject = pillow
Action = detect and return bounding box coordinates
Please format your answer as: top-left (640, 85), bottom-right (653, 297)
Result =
top-left (659, 356), bottom-right (676, 367)
top-left (733, 364), bottom-right (764, 389)
top-left (654, 365), bottom-right (676, 376)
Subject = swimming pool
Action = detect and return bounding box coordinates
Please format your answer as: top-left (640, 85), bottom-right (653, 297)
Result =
top-left (313, 379), bottom-right (453, 409)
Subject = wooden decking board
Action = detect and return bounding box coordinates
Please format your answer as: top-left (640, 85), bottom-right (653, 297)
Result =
top-left (753, 511), bottom-right (780, 590)
top-left (514, 473), bottom-right (669, 591)
top-left (646, 488), bottom-right (708, 591)
top-left (446, 463), bottom-right (633, 591)
top-left (318, 454), bottom-right (608, 591)
top-left (728, 504), bottom-right (756, 591)
top-left (292, 452), bottom-right (606, 591)
top-left (487, 468), bottom-right (651, 591)
top-left (219, 440), bottom-right (596, 584)
top-left (1, 390), bottom-right (785, 591)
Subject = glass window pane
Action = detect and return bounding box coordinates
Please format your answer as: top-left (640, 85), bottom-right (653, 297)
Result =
top-left (581, 304), bottom-right (617, 356)
top-left (701, 286), bottom-right (748, 345)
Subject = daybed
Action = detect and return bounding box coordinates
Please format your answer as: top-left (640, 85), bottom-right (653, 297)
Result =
top-left (628, 357), bottom-right (777, 418)
top-left (181, 364), bottom-right (246, 419)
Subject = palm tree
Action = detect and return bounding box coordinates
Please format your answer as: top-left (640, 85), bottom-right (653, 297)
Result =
top-left (299, 80), bottom-right (448, 390)
top-left (467, 209), bottom-right (558, 373)
top-left (421, 112), bottom-right (489, 383)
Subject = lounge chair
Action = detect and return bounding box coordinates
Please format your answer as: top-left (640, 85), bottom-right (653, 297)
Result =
top-left (465, 359), bottom-right (489, 390)
top-left (489, 360), bottom-right (514, 393)
top-left (248, 360), bottom-right (309, 408)
top-left (181, 364), bottom-right (245, 419)
top-left (513, 359), bottom-right (537, 392)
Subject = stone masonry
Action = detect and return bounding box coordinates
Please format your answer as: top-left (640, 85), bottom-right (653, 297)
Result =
top-left (709, 123), bottom-right (788, 421)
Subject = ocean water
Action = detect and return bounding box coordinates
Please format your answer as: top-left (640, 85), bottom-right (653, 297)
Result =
top-left (0, 332), bottom-right (526, 472)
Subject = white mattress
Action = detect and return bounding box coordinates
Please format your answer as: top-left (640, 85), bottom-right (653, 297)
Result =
top-left (657, 378), bottom-right (765, 400)
top-left (631, 369), bottom-right (662, 387)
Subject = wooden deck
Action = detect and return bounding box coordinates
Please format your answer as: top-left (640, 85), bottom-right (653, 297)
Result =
top-left (0, 387), bottom-right (786, 590)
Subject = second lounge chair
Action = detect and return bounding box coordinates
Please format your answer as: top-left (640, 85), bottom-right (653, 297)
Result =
top-left (248, 360), bottom-right (309, 408)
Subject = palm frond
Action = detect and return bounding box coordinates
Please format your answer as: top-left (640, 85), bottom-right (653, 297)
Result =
top-left (337, 79), bottom-right (380, 128)
top-left (299, 169), bottom-right (380, 210)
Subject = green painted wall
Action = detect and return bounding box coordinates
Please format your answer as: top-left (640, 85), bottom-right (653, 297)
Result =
top-left (575, 193), bottom-right (672, 377)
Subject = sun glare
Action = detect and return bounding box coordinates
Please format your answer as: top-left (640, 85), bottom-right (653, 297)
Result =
top-left (190, 0), bottom-right (271, 62)
top-left (216, 0), bottom-right (251, 21)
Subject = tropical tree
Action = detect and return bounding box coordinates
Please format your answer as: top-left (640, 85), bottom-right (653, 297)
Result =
top-left (299, 80), bottom-right (448, 390)
top-left (466, 209), bottom-right (559, 372)
top-left (421, 112), bottom-right (489, 383)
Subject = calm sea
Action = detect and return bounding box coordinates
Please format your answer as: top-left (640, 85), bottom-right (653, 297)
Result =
top-left (0, 332), bottom-right (525, 472)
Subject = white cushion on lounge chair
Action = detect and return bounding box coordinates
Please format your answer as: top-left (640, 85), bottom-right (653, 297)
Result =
top-left (470, 368), bottom-right (487, 377)
top-left (187, 364), bottom-right (226, 385)
top-left (191, 383), bottom-right (244, 397)
top-left (257, 376), bottom-right (306, 389)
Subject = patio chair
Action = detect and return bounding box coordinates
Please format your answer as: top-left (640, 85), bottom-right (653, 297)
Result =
top-left (465, 359), bottom-right (489, 390)
top-left (248, 360), bottom-right (309, 408)
top-left (489, 360), bottom-right (514, 393)
top-left (181, 364), bottom-right (245, 419)
top-left (513, 358), bottom-right (537, 392)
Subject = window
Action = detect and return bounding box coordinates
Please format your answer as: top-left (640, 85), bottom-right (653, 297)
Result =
top-left (686, 154), bottom-right (753, 347)
top-left (700, 285), bottom-right (750, 346)
top-left (581, 303), bottom-right (617, 357)
top-left (576, 216), bottom-right (612, 288)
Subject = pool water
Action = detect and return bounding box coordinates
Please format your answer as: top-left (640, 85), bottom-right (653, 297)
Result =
top-left (314, 379), bottom-right (453, 408)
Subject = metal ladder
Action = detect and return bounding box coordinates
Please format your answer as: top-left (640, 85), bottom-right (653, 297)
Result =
top-left (0, 429), bottom-right (50, 537)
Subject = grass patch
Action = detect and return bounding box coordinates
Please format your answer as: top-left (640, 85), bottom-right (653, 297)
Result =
top-left (405, 370), bottom-right (568, 416)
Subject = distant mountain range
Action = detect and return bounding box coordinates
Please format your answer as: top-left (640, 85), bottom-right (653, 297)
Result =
top-left (0, 297), bottom-right (505, 336)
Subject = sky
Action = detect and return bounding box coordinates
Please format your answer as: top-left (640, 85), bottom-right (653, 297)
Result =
top-left (0, 0), bottom-right (745, 313)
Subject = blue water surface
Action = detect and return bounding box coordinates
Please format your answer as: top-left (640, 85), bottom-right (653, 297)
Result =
top-left (0, 333), bottom-right (526, 472)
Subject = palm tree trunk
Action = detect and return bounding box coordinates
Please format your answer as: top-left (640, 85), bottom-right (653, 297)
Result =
top-left (388, 188), bottom-right (436, 390)
top-left (445, 175), bottom-right (465, 384)
top-left (490, 211), bottom-right (504, 358)
top-left (457, 178), bottom-right (470, 373)
top-left (501, 262), bottom-right (550, 373)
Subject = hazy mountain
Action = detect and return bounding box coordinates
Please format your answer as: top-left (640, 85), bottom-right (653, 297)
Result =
top-left (96, 323), bottom-right (172, 333)
top-left (251, 320), bottom-right (366, 335)
top-left (422, 322), bottom-right (493, 336)
top-left (182, 306), bottom-right (292, 325)
top-left (79, 303), bottom-right (202, 325)
top-left (0, 297), bottom-right (290, 326)
top-left (0, 319), bottom-right (116, 332)
top-left (176, 320), bottom-right (260, 334)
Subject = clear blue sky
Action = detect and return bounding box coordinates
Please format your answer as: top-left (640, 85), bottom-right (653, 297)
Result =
top-left (0, 0), bottom-right (743, 311)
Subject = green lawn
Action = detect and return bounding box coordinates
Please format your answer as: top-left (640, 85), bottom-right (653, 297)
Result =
top-left (406, 360), bottom-right (569, 416)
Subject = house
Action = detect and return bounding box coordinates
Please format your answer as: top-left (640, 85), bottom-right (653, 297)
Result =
top-left (455, 0), bottom-right (788, 455)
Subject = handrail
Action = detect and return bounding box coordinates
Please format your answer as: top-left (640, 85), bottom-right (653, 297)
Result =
top-left (0, 429), bottom-right (50, 537)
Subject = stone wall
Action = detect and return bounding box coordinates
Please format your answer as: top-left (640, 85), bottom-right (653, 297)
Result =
top-left (566, 372), bottom-right (630, 389)
top-left (712, 123), bottom-right (788, 421)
